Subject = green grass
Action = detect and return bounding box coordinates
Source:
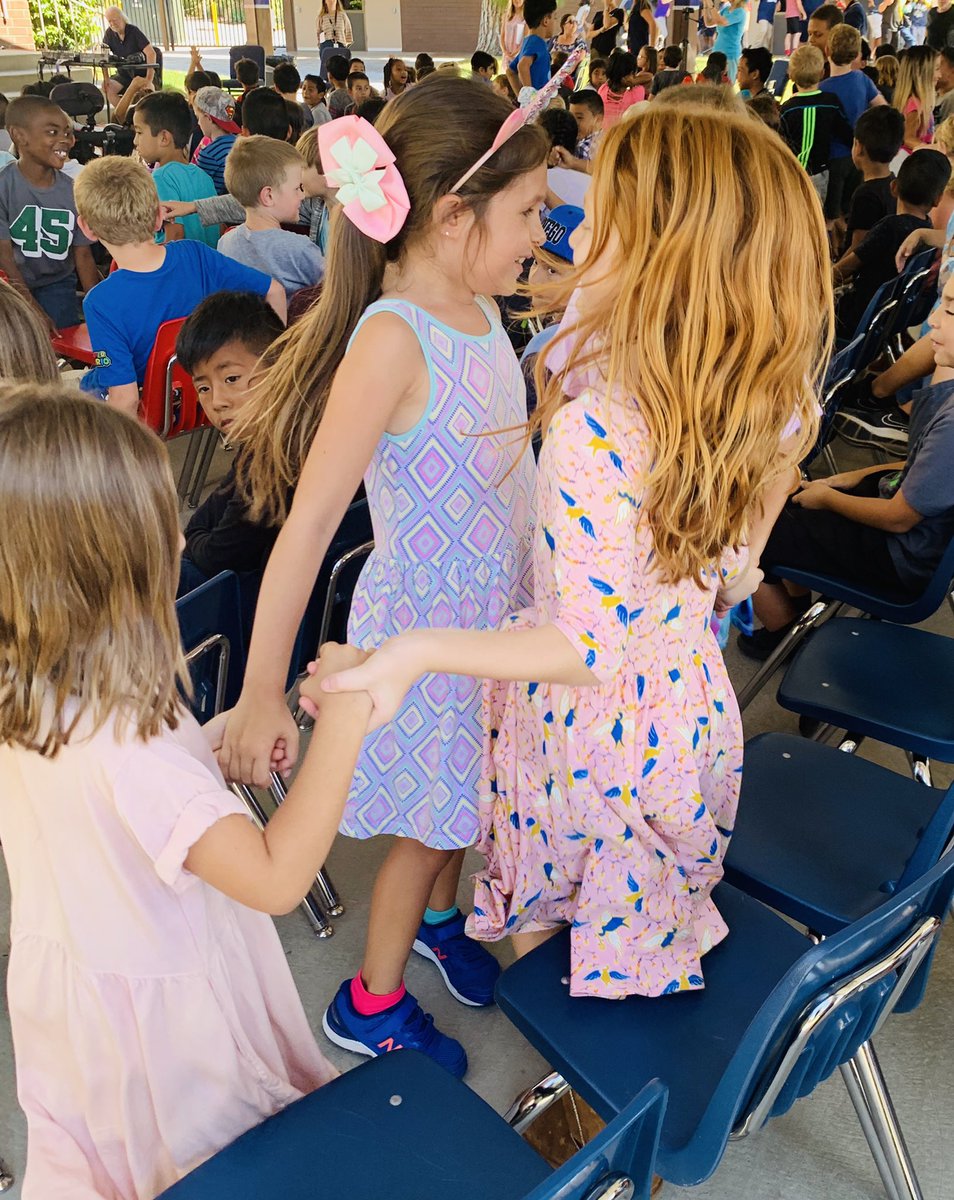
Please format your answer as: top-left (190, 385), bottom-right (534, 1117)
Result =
top-left (163, 69), bottom-right (187, 91)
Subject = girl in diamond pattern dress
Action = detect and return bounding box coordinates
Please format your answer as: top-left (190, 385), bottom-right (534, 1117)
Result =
top-left (221, 79), bottom-right (549, 1075)
top-left (322, 103), bottom-right (835, 998)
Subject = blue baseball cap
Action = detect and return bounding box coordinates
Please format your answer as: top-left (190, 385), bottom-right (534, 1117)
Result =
top-left (541, 205), bottom-right (584, 263)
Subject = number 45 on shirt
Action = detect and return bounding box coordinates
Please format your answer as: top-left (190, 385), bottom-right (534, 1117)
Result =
top-left (9, 204), bottom-right (75, 260)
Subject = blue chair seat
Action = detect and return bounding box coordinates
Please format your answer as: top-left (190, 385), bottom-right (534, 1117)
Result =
top-left (724, 733), bottom-right (951, 935)
top-left (158, 1048), bottom-right (667, 1200)
top-left (497, 885), bottom-right (807, 1181)
top-left (777, 619), bottom-right (954, 761)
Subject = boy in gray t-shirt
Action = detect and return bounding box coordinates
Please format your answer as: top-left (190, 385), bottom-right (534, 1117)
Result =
top-left (216, 134), bottom-right (324, 303)
top-left (0, 96), bottom-right (98, 330)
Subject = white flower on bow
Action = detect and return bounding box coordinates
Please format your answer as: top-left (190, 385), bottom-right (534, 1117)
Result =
top-left (325, 135), bottom-right (387, 213)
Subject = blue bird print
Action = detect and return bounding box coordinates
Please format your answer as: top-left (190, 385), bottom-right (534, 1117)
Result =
top-left (625, 873), bottom-right (645, 912)
top-left (560, 489), bottom-right (596, 538)
top-left (599, 916), bottom-right (628, 936)
top-left (589, 576), bottom-right (631, 626)
top-left (642, 722), bottom-right (660, 776)
top-left (543, 525), bottom-right (556, 552)
top-left (584, 967), bottom-right (631, 984)
top-left (584, 413), bottom-right (624, 471)
top-left (544, 862), bottom-right (554, 881)
top-left (578, 630), bottom-right (599, 669)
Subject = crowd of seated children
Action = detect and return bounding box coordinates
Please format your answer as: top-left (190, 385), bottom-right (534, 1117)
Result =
top-left (132, 91), bottom-right (219, 247)
top-left (747, 91), bottom-right (783, 130)
top-left (742, 268), bottom-right (954, 658)
top-left (845, 105), bottom-right (906, 250)
top-left (819, 24), bottom-right (886, 232)
top-left (302, 73), bottom-right (331, 125)
top-left (326, 54), bottom-right (353, 117)
top-left (345, 71), bottom-right (373, 114)
top-left (471, 50), bottom-right (498, 84)
top-left (74, 156), bottom-right (284, 415)
top-left (780, 45), bottom-right (853, 206)
top-left (588, 56), bottom-right (608, 89)
top-left (697, 50), bottom-right (730, 85)
top-left (599, 50), bottom-right (645, 124)
top-left (539, 108), bottom-right (590, 207)
top-left (0, 95), bottom-right (99, 331)
top-left (176, 291), bottom-right (286, 596)
top-left (737, 45), bottom-right (773, 99)
top-left (650, 44), bottom-right (691, 94)
top-left (0, 280), bottom-right (59, 384)
top-left (273, 62), bottom-right (314, 131)
top-left (219, 137), bottom-right (324, 301)
top-left (834, 148), bottom-right (950, 338)
top-left (193, 86), bottom-right (241, 195)
top-left (415, 52), bottom-right (436, 80)
top-left (508, 0), bottom-right (559, 94)
top-left (567, 88), bottom-right (603, 159)
top-left (232, 56), bottom-right (261, 127)
top-left (383, 57), bottom-right (412, 100)
top-left (633, 45), bottom-right (657, 91)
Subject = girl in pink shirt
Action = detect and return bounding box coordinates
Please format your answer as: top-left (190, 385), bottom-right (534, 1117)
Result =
top-left (598, 50), bottom-right (646, 126)
top-left (0, 388), bottom-right (371, 1200)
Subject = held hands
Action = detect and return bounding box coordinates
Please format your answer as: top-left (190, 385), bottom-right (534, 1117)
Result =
top-left (305, 636), bottom-right (421, 733)
top-left (790, 479), bottom-right (834, 511)
top-left (297, 641), bottom-right (373, 719)
top-left (218, 693), bottom-right (301, 788)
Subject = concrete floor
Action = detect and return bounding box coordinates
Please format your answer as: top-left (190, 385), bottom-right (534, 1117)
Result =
top-left (0, 432), bottom-right (952, 1197)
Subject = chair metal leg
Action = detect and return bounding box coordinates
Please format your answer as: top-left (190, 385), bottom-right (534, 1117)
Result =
top-left (503, 1070), bottom-right (570, 1135)
top-left (841, 1058), bottom-right (902, 1200)
top-left (175, 428), bottom-right (204, 501)
top-left (821, 444), bottom-right (839, 476)
top-left (231, 783), bottom-right (334, 937)
top-left (187, 427), bottom-right (221, 509)
top-left (270, 771), bottom-right (344, 917)
top-left (850, 1041), bottom-right (925, 1200)
top-left (906, 753), bottom-right (933, 788)
top-left (737, 599), bottom-right (839, 711)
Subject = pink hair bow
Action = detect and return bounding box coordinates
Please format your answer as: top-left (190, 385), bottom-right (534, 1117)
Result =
top-left (318, 115), bottom-right (410, 243)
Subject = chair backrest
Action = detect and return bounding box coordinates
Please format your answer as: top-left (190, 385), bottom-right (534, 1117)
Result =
top-left (852, 287), bottom-right (902, 375)
top-left (288, 497), bottom-right (373, 687)
top-left (885, 248), bottom-right (938, 341)
top-left (694, 849), bottom-right (954, 1177)
top-left (230, 43), bottom-right (266, 77)
top-left (520, 323), bottom-right (560, 366)
top-left (523, 1082), bottom-right (667, 1200)
top-left (765, 57), bottom-right (789, 96)
top-left (175, 570), bottom-right (246, 722)
top-left (140, 318), bottom-right (207, 441)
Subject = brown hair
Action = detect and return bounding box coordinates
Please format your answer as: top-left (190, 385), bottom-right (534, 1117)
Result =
top-left (296, 125), bottom-right (322, 170)
top-left (0, 282), bottom-right (59, 383)
top-left (0, 388), bottom-right (188, 756)
top-left (74, 155), bottom-right (159, 244)
top-left (238, 75), bottom-right (548, 524)
top-left (225, 134), bottom-right (302, 208)
top-left (531, 103), bottom-right (832, 585)
top-left (828, 23), bottom-right (861, 67)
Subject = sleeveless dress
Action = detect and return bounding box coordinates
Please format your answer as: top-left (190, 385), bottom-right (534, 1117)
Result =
top-left (343, 297), bottom-right (536, 849)
top-left (467, 393), bottom-right (745, 1000)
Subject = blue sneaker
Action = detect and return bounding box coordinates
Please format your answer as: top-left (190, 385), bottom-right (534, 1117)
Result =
top-left (412, 911), bottom-right (501, 1007)
top-left (321, 979), bottom-right (468, 1078)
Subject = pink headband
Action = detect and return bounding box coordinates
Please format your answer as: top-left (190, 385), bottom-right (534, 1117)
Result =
top-left (451, 46), bottom-right (586, 193)
top-left (318, 115), bottom-right (411, 243)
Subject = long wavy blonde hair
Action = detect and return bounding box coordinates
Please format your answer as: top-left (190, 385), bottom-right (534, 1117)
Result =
top-left (893, 45), bottom-right (936, 140)
top-left (0, 388), bottom-right (187, 756)
top-left (532, 102), bottom-right (833, 585)
top-left (236, 75), bottom-right (548, 525)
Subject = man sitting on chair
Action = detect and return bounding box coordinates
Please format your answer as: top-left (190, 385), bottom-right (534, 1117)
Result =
top-left (102, 6), bottom-right (161, 105)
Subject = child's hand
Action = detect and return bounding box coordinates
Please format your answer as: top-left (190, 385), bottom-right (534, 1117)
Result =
top-left (297, 643), bottom-right (372, 718)
top-left (319, 636), bottom-right (421, 733)
top-left (811, 468), bottom-right (867, 491)
top-left (896, 229), bottom-right (925, 274)
top-left (714, 564), bottom-right (764, 617)
top-left (791, 480), bottom-right (834, 511)
top-left (219, 694), bottom-right (300, 788)
top-left (160, 200), bottom-right (197, 221)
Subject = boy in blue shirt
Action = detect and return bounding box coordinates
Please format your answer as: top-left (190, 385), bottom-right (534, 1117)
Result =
top-left (508, 0), bottom-right (559, 94)
top-left (132, 90), bottom-right (219, 248)
top-left (73, 155), bottom-right (285, 415)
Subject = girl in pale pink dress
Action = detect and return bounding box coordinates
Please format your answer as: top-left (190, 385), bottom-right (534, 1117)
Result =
top-left (321, 103), bottom-right (833, 1000)
top-left (0, 388), bottom-right (370, 1199)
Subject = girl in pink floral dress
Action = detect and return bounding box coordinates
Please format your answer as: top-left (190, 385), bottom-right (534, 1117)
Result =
top-left (323, 102), bottom-right (833, 998)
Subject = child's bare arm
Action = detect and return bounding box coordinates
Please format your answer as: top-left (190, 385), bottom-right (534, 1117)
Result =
top-left (73, 244), bottom-right (100, 294)
top-left (186, 643), bottom-right (372, 914)
top-left (832, 249), bottom-right (861, 285)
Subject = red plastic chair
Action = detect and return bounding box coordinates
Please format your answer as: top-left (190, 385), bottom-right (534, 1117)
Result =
top-left (51, 322), bottom-right (96, 366)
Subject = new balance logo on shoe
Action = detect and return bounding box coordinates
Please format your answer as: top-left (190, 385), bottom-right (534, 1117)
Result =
top-left (377, 1037), bottom-right (404, 1053)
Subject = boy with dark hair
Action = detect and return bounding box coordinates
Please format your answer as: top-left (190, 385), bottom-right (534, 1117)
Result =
top-left (176, 290), bottom-right (286, 596)
top-left (780, 45), bottom-right (852, 205)
top-left (301, 73), bottom-right (330, 125)
top-left (845, 105), bottom-right (905, 248)
top-left (232, 57), bottom-right (261, 125)
top-left (193, 86), bottom-right (241, 195)
top-left (327, 54), bottom-right (353, 116)
top-left (133, 91), bottom-right (218, 248)
top-left (834, 148), bottom-right (951, 337)
top-left (273, 61), bottom-right (314, 130)
top-left (346, 71), bottom-right (373, 112)
top-left (241, 87), bottom-right (292, 140)
top-left (509, 0), bottom-right (560, 93)
top-left (0, 95), bottom-right (98, 330)
top-left (471, 50), bottom-right (498, 80)
top-left (737, 46), bottom-right (773, 98)
top-left (73, 156), bottom-right (285, 415)
top-left (650, 45), bottom-right (688, 94)
top-left (568, 88), bottom-right (604, 158)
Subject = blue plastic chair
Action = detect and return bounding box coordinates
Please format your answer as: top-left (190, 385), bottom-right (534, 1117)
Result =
top-left (156, 1049), bottom-right (667, 1200)
top-left (175, 570), bottom-right (246, 722)
top-left (736, 533), bottom-right (954, 710)
top-left (764, 56), bottom-right (789, 96)
top-left (496, 854), bottom-right (954, 1198)
top-left (519, 323), bottom-right (559, 366)
top-left (776, 618), bottom-right (954, 769)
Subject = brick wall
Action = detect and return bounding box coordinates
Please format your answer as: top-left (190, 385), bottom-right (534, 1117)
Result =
top-left (401, 0), bottom-right (481, 56)
top-left (0, 0), bottom-right (36, 50)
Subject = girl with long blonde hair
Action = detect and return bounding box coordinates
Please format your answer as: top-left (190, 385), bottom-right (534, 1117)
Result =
top-left (0, 280), bottom-right (58, 383)
top-left (321, 102), bottom-right (833, 999)
top-left (894, 44), bottom-right (937, 151)
top-left (0, 388), bottom-right (371, 1197)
